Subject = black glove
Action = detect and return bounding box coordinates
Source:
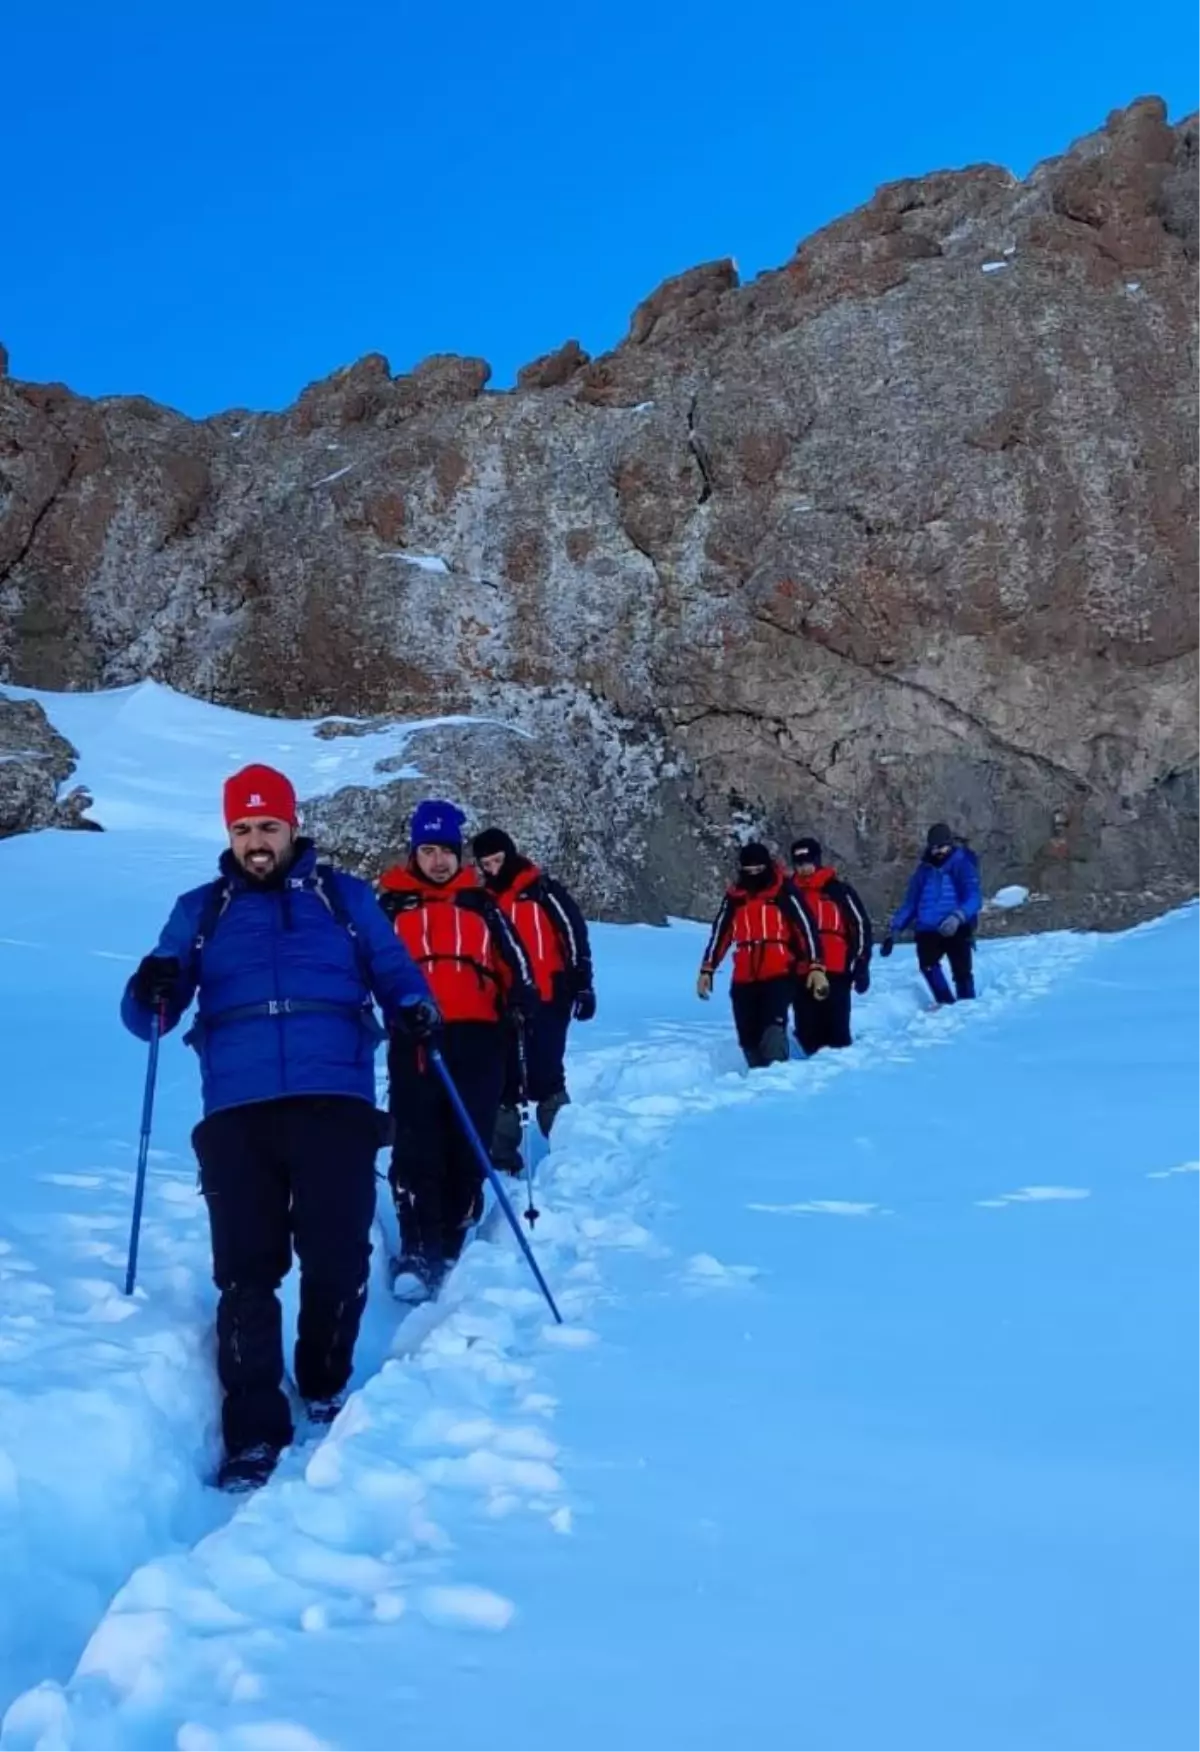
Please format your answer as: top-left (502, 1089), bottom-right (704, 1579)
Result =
top-left (572, 988), bottom-right (596, 1023)
top-left (132, 954), bottom-right (181, 1008)
top-left (879, 935), bottom-right (895, 959)
top-left (853, 963), bottom-right (871, 996)
top-left (509, 984), bottom-right (539, 1022)
top-left (393, 997), bottom-right (442, 1044)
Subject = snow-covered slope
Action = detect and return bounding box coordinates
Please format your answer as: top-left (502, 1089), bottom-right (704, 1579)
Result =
top-left (0, 692), bottom-right (1196, 1752)
top-left (1, 679), bottom-right (489, 839)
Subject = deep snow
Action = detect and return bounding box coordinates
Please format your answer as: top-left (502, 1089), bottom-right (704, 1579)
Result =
top-left (0, 685), bottom-right (1196, 1752)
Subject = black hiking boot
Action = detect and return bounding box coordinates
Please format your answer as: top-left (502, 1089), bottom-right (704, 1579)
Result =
top-left (388, 1252), bottom-right (445, 1303)
top-left (536, 1089), bottom-right (570, 1138)
top-left (217, 1441), bottom-right (281, 1494)
top-left (491, 1104), bottom-right (524, 1175)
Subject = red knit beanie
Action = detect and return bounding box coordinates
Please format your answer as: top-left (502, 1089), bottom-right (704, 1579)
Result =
top-left (223, 764), bottom-right (298, 828)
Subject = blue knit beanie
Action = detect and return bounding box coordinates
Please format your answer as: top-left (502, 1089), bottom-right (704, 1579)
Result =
top-left (410, 798), bottom-right (466, 852)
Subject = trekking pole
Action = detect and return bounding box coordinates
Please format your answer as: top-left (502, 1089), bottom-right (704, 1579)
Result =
top-left (124, 1004), bottom-right (165, 1296)
top-left (515, 1025), bottom-right (539, 1229)
top-left (428, 1047), bottom-right (562, 1324)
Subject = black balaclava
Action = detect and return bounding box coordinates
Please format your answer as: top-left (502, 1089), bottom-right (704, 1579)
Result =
top-left (738, 842), bottom-right (774, 893)
top-left (472, 827), bottom-right (522, 892)
top-left (925, 822), bottom-right (954, 866)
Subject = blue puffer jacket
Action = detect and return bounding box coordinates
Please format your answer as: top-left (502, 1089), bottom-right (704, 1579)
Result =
top-left (890, 846), bottom-right (981, 934)
top-left (121, 842), bottom-right (430, 1116)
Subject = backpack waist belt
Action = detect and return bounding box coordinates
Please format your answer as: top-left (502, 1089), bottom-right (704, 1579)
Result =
top-left (186, 998), bottom-right (385, 1046)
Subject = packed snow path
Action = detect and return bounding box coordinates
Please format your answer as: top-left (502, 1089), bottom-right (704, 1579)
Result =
top-left (0, 689), bottom-right (1195, 1750)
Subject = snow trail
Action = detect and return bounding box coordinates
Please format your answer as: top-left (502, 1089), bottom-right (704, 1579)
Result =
top-left (0, 688), bottom-right (1195, 1751)
top-left (0, 894), bottom-right (1159, 1750)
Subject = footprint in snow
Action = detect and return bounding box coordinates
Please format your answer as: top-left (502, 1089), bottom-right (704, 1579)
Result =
top-left (680, 1252), bottom-right (760, 1290)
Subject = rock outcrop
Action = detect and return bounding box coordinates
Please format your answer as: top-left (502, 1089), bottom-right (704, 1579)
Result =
top-left (0, 696), bottom-right (100, 836)
top-left (0, 98), bottom-right (1195, 921)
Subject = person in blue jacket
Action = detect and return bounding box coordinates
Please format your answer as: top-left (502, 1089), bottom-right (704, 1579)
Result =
top-left (121, 763), bottom-right (436, 1492)
top-left (880, 822), bottom-right (981, 1005)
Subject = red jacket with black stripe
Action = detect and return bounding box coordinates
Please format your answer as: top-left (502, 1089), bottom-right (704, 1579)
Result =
top-left (376, 865), bottom-right (535, 1023)
top-left (488, 860), bottom-right (593, 1004)
top-left (788, 867), bottom-right (872, 975)
top-left (700, 867), bottom-right (820, 986)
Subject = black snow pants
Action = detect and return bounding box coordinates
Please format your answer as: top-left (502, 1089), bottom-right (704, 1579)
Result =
top-left (493, 991), bottom-right (573, 1169)
top-left (194, 1094), bottom-right (380, 1460)
top-left (388, 1021), bottom-right (505, 1269)
top-left (731, 976), bottom-right (792, 1069)
top-left (915, 929), bottom-right (976, 1004)
top-left (793, 971), bottom-right (854, 1056)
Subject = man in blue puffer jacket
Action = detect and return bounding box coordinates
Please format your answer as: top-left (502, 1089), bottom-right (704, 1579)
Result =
top-left (122, 763), bottom-right (435, 1491)
top-left (880, 821), bottom-right (981, 1005)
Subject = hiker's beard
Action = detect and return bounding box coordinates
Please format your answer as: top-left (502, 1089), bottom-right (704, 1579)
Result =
top-left (236, 843), bottom-right (294, 883)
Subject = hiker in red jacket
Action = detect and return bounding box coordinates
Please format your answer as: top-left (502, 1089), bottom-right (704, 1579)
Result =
top-left (697, 843), bottom-right (823, 1068)
top-left (787, 836), bottom-right (872, 1055)
top-left (472, 829), bottom-right (595, 1173)
top-left (377, 801), bottom-right (536, 1295)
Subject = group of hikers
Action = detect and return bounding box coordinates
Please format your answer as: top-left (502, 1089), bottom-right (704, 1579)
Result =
top-left (121, 765), bottom-right (980, 1491)
top-left (697, 824), bottom-right (982, 1069)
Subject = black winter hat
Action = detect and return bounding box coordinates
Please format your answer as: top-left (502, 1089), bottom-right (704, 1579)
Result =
top-left (738, 841), bottom-right (772, 870)
top-left (926, 822), bottom-right (954, 850)
top-left (791, 836), bottom-right (821, 866)
top-left (472, 828), bottom-right (518, 862)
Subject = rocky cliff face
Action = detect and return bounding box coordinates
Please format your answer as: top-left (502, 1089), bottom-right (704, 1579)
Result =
top-left (1, 97), bottom-right (1196, 923)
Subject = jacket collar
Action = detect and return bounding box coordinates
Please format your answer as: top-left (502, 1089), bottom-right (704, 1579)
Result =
top-left (792, 865), bottom-right (838, 890)
top-left (378, 862), bottom-right (479, 899)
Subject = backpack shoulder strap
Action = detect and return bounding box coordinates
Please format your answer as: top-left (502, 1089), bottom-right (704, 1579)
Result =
top-left (310, 864), bottom-right (373, 990)
top-left (192, 877), bottom-right (233, 973)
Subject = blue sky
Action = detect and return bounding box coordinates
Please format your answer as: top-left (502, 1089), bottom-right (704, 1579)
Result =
top-left (5, 0), bottom-right (1196, 417)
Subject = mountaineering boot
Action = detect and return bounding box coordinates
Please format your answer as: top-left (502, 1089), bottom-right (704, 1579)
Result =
top-left (389, 1254), bottom-right (427, 1302)
top-left (491, 1104), bottom-right (524, 1175)
top-left (759, 1023), bottom-right (789, 1064)
top-left (388, 1251), bottom-right (446, 1304)
top-left (536, 1089), bottom-right (570, 1138)
top-left (217, 1441), bottom-right (281, 1494)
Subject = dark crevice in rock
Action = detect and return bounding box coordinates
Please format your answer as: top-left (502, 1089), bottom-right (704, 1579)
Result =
top-left (687, 396), bottom-right (715, 504)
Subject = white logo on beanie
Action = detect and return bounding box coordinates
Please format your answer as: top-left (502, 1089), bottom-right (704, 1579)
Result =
top-left (247, 793), bottom-right (263, 807)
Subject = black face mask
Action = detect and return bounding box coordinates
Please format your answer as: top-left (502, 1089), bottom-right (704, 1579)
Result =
top-left (482, 852), bottom-right (522, 893)
top-left (927, 844), bottom-right (953, 866)
top-left (739, 864), bottom-right (773, 892)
